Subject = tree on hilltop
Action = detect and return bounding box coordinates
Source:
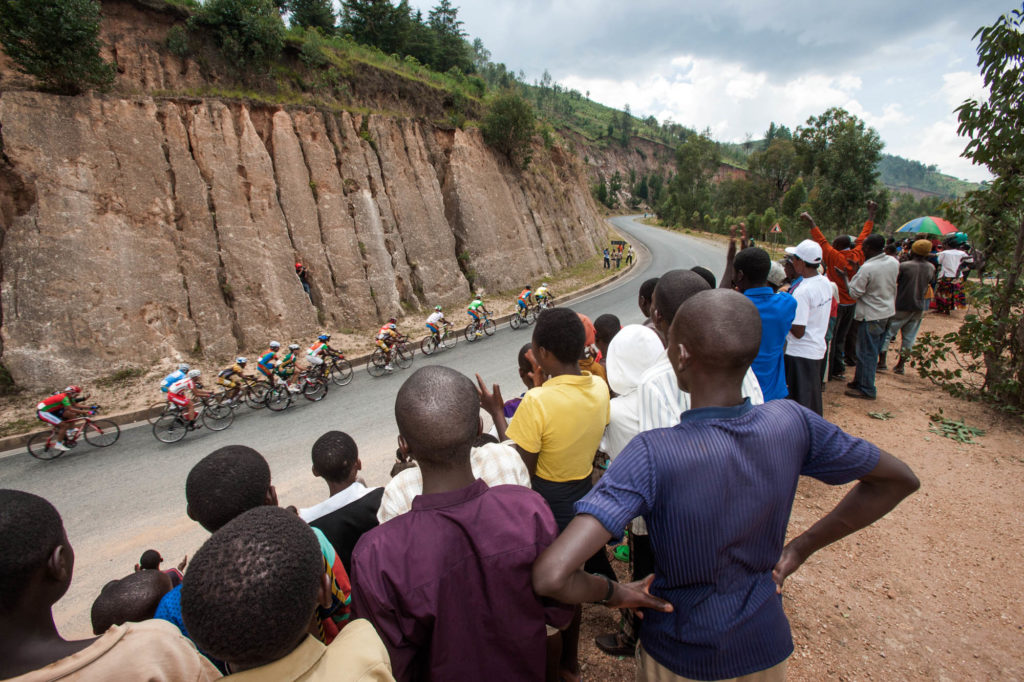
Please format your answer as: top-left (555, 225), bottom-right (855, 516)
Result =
top-left (191, 0), bottom-right (286, 72)
top-left (0, 0), bottom-right (115, 95)
top-left (290, 0), bottom-right (336, 33)
top-left (482, 93), bottom-right (535, 168)
top-left (428, 0), bottom-right (471, 73)
top-left (340, 0), bottom-right (408, 55)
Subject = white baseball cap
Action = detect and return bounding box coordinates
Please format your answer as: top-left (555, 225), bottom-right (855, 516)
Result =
top-left (785, 239), bottom-right (823, 265)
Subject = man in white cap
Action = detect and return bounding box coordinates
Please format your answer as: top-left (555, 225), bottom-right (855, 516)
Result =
top-left (783, 238), bottom-right (833, 415)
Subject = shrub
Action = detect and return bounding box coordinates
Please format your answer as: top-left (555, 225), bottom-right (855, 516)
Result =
top-left (189, 0), bottom-right (285, 73)
top-left (166, 25), bottom-right (191, 58)
top-left (481, 92), bottom-right (535, 168)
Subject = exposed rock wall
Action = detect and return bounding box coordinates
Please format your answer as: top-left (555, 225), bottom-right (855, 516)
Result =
top-left (0, 92), bottom-right (606, 388)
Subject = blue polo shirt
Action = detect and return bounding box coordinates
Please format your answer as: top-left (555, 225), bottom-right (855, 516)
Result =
top-left (576, 399), bottom-right (879, 680)
top-left (743, 287), bottom-right (797, 401)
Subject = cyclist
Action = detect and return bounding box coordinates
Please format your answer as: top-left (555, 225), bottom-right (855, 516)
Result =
top-left (425, 305), bottom-right (448, 343)
top-left (216, 357), bottom-right (251, 404)
top-left (257, 341), bottom-right (281, 381)
top-left (160, 363), bottom-right (190, 394)
top-left (166, 369), bottom-right (211, 430)
top-left (535, 282), bottom-right (554, 308)
top-left (466, 295), bottom-right (491, 337)
top-left (306, 333), bottom-right (337, 370)
top-left (35, 386), bottom-right (91, 451)
top-left (276, 343), bottom-right (302, 393)
top-left (516, 285), bottom-right (534, 315)
top-left (376, 318), bottom-right (401, 371)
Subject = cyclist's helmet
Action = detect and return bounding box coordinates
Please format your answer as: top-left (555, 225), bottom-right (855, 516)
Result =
top-left (288, 343), bottom-right (300, 351)
top-left (187, 370), bottom-right (201, 379)
top-left (541, 282), bottom-right (548, 287)
top-left (525, 284), bottom-right (532, 289)
top-left (64, 385), bottom-right (82, 395)
top-left (177, 363), bottom-right (190, 372)
top-left (318, 333), bottom-right (331, 342)
top-left (388, 323), bottom-right (397, 330)
top-left (434, 305), bottom-right (442, 311)
top-left (236, 357), bottom-right (247, 364)
top-left (389, 317), bottom-right (397, 323)
top-left (269, 341), bottom-right (281, 350)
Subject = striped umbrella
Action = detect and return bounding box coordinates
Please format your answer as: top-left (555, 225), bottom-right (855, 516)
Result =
top-left (895, 216), bottom-right (959, 236)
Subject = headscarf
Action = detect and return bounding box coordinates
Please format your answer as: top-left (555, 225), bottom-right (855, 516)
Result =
top-left (606, 325), bottom-right (664, 397)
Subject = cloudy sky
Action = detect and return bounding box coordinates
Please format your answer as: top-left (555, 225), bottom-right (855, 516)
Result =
top-left (407, 0), bottom-right (1012, 183)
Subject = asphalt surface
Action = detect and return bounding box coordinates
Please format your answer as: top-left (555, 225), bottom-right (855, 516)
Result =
top-left (0, 215), bottom-right (727, 637)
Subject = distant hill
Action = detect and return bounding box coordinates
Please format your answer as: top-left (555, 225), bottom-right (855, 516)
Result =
top-left (876, 154), bottom-right (979, 198)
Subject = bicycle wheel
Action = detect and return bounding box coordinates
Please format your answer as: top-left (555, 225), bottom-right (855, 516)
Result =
top-left (329, 359), bottom-right (353, 386)
top-left (464, 323), bottom-right (478, 341)
top-left (509, 313), bottom-right (522, 330)
top-left (395, 346), bottom-right (413, 369)
top-left (441, 329), bottom-right (457, 350)
top-left (243, 381), bottom-right (270, 409)
top-left (153, 413), bottom-right (188, 443)
top-left (420, 335), bottom-right (438, 356)
top-left (367, 349), bottom-right (387, 377)
top-left (202, 405), bottom-right (235, 431)
top-left (147, 400), bottom-right (171, 425)
top-left (303, 377), bottom-right (328, 401)
top-left (483, 318), bottom-right (496, 336)
top-left (265, 385), bottom-right (293, 412)
top-left (83, 420), bottom-right (120, 447)
top-left (526, 306), bottom-right (538, 324)
top-left (27, 432), bottom-right (62, 460)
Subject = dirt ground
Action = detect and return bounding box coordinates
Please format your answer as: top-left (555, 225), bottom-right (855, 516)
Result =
top-left (577, 308), bottom-right (1024, 681)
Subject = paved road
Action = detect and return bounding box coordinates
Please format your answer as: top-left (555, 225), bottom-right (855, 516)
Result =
top-left (0, 215), bottom-right (727, 636)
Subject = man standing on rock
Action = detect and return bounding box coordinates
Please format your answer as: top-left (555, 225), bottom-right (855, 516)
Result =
top-left (846, 234), bottom-right (898, 400)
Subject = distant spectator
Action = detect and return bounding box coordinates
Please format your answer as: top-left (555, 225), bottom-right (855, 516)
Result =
top-left (625, 245), bottom-right (635, 265)
top-left (299, 431), bottom-right (384, 574)
top-left (353, 367), bottom-right (573, 681)
top-left (603, 248), bottom-right (611, 269)
top-left (136, 549), bottom-right (187, 588)
top-left (593, 313), bottom-right (621, 364)
top-left (936, 241), bottom-right (970, 314)
top-left (0, 489), bottom-right (219, 681)
top-left (885, 239), bottom-right (936, 375)
top-left (91, 570), bottom-right (174, 635)
top-left (295, 261), bottom-right (311, 297)
top-left (783, 237), bottom-right (833, 415)
top-left (182, 507), bottom-right (392, 681)
top-left (732, 247), bottom-right (797, 402)
top-left (614, 248), bottom-right (622, 269)
top-left (847, 234), bottom-right (899, 400)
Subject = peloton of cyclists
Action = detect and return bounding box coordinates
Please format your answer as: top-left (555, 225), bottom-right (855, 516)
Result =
top-left (36, 386), bottom-right (92, 451)
top-left (466, 295), bottom-right (491, 337)
top-left (166, 369), bottom-right (212, 430)
top-left (425, 306), bottom-right (448, 342)
top-left (376, 318), bottom-right (402, 372)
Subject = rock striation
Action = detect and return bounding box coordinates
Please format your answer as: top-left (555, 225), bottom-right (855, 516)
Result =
top-left (0, 92), bottom-right (606, 388)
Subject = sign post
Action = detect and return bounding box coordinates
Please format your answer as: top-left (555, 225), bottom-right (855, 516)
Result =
top-left (770, 223), bottom-right (782, 259)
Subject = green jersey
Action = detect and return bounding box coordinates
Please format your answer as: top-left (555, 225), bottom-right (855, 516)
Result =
top-left (467, 299), bottom-right (484, 311)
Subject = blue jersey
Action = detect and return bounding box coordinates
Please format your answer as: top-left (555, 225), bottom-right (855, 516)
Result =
top-left (258, 351), bottom-right (276, 368)
top-left (160, 370), bottom-right (185, 393)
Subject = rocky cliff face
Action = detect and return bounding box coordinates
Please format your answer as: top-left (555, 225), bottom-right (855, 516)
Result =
top-left (0, 92), bottom-right (606, 388)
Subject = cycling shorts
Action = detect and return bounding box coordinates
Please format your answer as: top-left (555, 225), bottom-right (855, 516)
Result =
top-left (307, 355), bottom-right (324, 366)
top-left (426, 323), bottom-right (438, 334)
top-left (257, 365), bottom-right (274, 378)
top-left (276, 367), bottom-right (295, 378)
top-left (517, 299), bottom-right (527, 310)
top-left (376, 339), bottom-right (393, 351)
top-left (37, 409), bottom-right (63, 426)
top-left (468, 310), bottom-right (480, 321)
top-left (167, 392), bottom-right (190, 407)
top-left (217, 377), bottom-right (239, 389)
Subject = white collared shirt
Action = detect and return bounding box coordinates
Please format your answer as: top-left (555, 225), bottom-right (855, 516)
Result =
top-left (299, 481), bottom-right (380, 523)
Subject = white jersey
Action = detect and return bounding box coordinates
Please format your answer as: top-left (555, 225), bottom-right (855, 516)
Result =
top-left (426, 311), bottom-right (445, 325)
top-left (167, 377), bottom-right (195, 395)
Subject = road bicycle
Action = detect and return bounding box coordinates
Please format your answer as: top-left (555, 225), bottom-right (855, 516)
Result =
top-left (148, 375), bottom-right (269, 422)
top-left (367, 338), bottom-right (414, 377)
top-left (464, 315), bottom-right (497, 341)
top-left (152, 395), bottom-right (234, 443)
top-left (27, 406), bottom-right (121, 460)
top-left (421, 323), bottom-right (458, 355)
top-left (266, 368), bottom-right (329, 411)
top-left (323, 349), bottom-right (354, 387)
top-left (508, 305), bottom-right (538, 330)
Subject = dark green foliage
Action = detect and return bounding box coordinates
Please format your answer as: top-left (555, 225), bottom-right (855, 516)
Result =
top-left (877, 154), bottom-right (977, 198)
top-left (658, 130), bottom-right (719, 226)
top-left (428, 0), bottom-right (470, 73)
top-left (340, 0), bottom-right (408, 55)
top-left (481, 92), bottom-right (535, 167)
top-left (290, 0), bottom-right (336, 33)
top-left (166, 25), bottom-right (191, 58)
top-left (0, 0), bottom-right (115, 95)
top-left (191, 0), bottom-right (286, 72)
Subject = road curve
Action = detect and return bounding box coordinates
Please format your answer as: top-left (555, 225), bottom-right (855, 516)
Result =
top-left (0, 215), bottom-right (727, 636)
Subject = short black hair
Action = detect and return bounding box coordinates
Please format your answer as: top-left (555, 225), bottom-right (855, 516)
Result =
top-left (690, 265), bottom-right (717, 289)
top-left (182, 507), bottom-right (322, 669)
top-left (533, 307), bottom-right (585, 364)
top-left (186, 446), bottom-right (271, 533)
top-left (832, 235), bottom-right (853, 250)
top-left (516, 343), bottom-right (533, 373)
top-left (0, 490), bottom-right (65, 611)
top-left (139, 549), bottom-right (161, 570)
top-left (670, 289), bottom-right (761, 374)
top-left (653, 270), bottom-right (711, 328)
top-left (734, 247), bottom-right (771, 285)
top-left (311, 431), bottom-right (359, 483)
top-left (638, 277), bottom-right (659, 301)
top-left (473, 433), bottom-right (499, 447)
top-left (90, 570), bottom-right (170, 635)
top-left (395, 366), bottom-right (479, 467)
top-left (864, 234), bottom-right (886, 252)
top-left (593, 314), bottom-right (621, 344)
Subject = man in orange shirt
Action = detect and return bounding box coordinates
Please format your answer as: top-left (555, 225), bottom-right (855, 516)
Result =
top-left (805, 200), bottom-right (877, 380)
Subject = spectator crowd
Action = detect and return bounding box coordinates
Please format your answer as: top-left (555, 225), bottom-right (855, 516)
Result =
top-left (3, 210), bottom-right (940, 682)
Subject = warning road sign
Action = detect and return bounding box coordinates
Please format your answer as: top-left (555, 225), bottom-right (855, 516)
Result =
top-left (770, 223), bottom-right (782, 234)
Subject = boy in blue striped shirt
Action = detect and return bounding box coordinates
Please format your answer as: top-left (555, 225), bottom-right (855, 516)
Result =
top-left (533, 289), bottom-right (919, 682)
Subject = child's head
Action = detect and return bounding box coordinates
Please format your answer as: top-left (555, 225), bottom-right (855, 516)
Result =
top-left (638, 277), bottom-right (659, 317)
top-left (182, 507), bottom-right (327, 670)
top-left (0, 490), bottom-right (70, 615)
top-left (311, 431), bottom-right (360, 485)
top-left (138, 549), bottom-right (162, 571)
top-left (593, 314), bottom-right (621, 357)
top-left (669, 289), bottom-right (761, 393)
top-left (516, 343), bottom-right (535, 389)
top-left (186, 445), bottom-right (274, 533)
top-left (532, 308), bottom-right (585, 371)
top-left (90, 570), bottom-right (173, 635)
top-left (395, 366), bottom-right (480, 468)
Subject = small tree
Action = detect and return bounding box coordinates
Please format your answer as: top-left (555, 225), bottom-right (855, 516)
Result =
top-left (0, 0), bottom-right (115, 95)
top-left (481, 92), bottom-right (535, 167)
top-left (290, 0), bottom-right (336, 33)
top-left (192, 0), bottom-right (286, 73)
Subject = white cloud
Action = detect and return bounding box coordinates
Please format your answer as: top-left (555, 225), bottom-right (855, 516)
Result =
top-left (940, 70), bottom-right (985, 108)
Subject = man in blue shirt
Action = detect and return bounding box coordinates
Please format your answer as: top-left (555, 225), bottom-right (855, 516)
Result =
top-left (731, 247), bottom-right (797, 401)
top-left (532, 289), bottom-right (919, 682)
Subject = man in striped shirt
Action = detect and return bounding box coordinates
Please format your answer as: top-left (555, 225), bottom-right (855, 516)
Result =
top-left (533, 289), bottom-right (919, 682)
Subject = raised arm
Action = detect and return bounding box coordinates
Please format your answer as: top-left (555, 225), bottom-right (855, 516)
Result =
top-left (772, 448), bottom-right (918, 592)
top-left (719, 223), bottom-right (746, 290)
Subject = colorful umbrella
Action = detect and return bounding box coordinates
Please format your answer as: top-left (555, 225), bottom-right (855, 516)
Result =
top-left (895, 216), bottom-right (959, 236)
